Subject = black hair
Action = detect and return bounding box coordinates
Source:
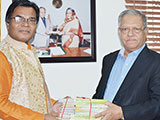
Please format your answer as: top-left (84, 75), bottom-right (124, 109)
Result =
top-left (66, 8), bottom-right (75, 14)
top-left (6, 0), bottom-right (39, 24)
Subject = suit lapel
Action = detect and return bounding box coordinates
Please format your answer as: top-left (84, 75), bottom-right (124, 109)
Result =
top-left (101, 51), bottom-right (119, 98)
top-left (94, 51), bottom-right (119, 99)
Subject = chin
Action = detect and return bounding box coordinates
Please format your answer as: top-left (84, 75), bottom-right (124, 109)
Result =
top-left (20, 36), bottom-right (32, 41)
top-left (17, 37), bottom-right (31, 43)
top-left (128, 47), bottom-right (139, 51)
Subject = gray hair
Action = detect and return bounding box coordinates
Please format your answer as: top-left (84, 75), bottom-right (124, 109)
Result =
top-left (118, 9), bottom-right (147, 29)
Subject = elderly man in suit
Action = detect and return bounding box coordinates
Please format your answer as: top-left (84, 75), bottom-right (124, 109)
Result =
top-left (93, 9), bottom-right (160, 120)
top-left (32, 7), bottom-right (53, 48)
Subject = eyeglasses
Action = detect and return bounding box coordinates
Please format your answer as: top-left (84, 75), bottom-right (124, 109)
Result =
top-left (119, 27), bottom-right (145, 34)
top-left (9, 16), bottom-right (37, 25)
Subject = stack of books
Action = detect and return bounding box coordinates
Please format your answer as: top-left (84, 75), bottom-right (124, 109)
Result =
top-left (58, 98), bottom-right (108, 120)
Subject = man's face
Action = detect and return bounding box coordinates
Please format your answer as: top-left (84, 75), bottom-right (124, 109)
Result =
top-left (40, 8), bottom-right (46, 18)
top-left (6, 6), bottom-right (37, 43)
top-left (118, 14), bottom-right (148, 53)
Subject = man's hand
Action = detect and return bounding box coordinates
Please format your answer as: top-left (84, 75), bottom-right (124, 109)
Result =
top-left (52, 96), bottom-right (71, 113)
top-left (52, 101), bottom-right (63, 113)
top-left (44, 112), bottom-right (59, 120)
top-left (95, 101), bottom-right (123, 120)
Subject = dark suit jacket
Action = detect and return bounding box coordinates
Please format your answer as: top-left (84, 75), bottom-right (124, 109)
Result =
top-left (93, 45), bottom-right (160, 120)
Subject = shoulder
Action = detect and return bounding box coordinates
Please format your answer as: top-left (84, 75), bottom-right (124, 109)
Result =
top-left (139, 47), bottom-right (160, 73)
top-left (101, 50), bottom-right (120, 67)
top-left (0, 51), bottom-right (11, 68)
top-left (0, 51), bottom-right (8, 62)
top-left (103, 50), bottom-right (120, 61)
top-left (0, 51), bottom-right (12, 80)
top-left (143, 46), bottom-right (160, 62)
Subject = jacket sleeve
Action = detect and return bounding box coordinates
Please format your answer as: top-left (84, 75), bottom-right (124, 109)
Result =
top-left (0, 51), bottom-right (44, 120)
top-left (92, 56), bottom-right (107, 99)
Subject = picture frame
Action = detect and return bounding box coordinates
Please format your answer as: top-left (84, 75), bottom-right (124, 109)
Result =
top-left (31, 0), bottom-right (96, 63)
top-left (5, 0), bottom-right (96, 63)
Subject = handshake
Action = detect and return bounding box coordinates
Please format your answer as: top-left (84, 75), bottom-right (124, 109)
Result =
top-left (44, 97), bottom-right (108, 120)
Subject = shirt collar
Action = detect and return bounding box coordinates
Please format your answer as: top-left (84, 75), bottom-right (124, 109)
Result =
top-left (119, 44), bottom-right (145, 57)
top-left (5, 35), bottom-right (31, 50)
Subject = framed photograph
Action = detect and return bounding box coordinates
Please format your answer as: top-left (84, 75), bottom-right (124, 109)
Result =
top-left (20, 0), bottom-right (96, 63)
top-left (30, 0), bottom-right (96, 63)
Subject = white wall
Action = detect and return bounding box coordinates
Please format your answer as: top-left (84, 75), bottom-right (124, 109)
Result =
top-left (31, 0), bottom-right (91, 32)
top-left (1, 0), bottom-right (125, 100)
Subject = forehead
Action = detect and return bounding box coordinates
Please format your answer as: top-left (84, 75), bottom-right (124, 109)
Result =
top-left (67, 9), bottom-right (72, 13)
top-left (40, 8), bottom-right (45, 12)
top-left (121, 14), bottom-right (143, 27)
top-left (12, 6), bottom-right (36, 17)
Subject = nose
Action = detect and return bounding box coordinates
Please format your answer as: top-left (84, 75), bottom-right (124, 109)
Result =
top-left (21, 20), bottom-right (30, 26)
top-left (128, 28), bottom-right (134, 36)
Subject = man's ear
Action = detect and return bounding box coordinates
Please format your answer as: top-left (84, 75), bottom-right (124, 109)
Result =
top-left (6, 22), bottom-right (10, 30)
top-left (118, 28), bottom-right (121, 36)
top-left (144, 27), bottom-right (148, 35)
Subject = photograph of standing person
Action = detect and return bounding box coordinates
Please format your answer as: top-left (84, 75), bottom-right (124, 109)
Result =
top-left (58, 8), bottom-right (83, 48)
top-left (32, 7), bottom-right (55, 48)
